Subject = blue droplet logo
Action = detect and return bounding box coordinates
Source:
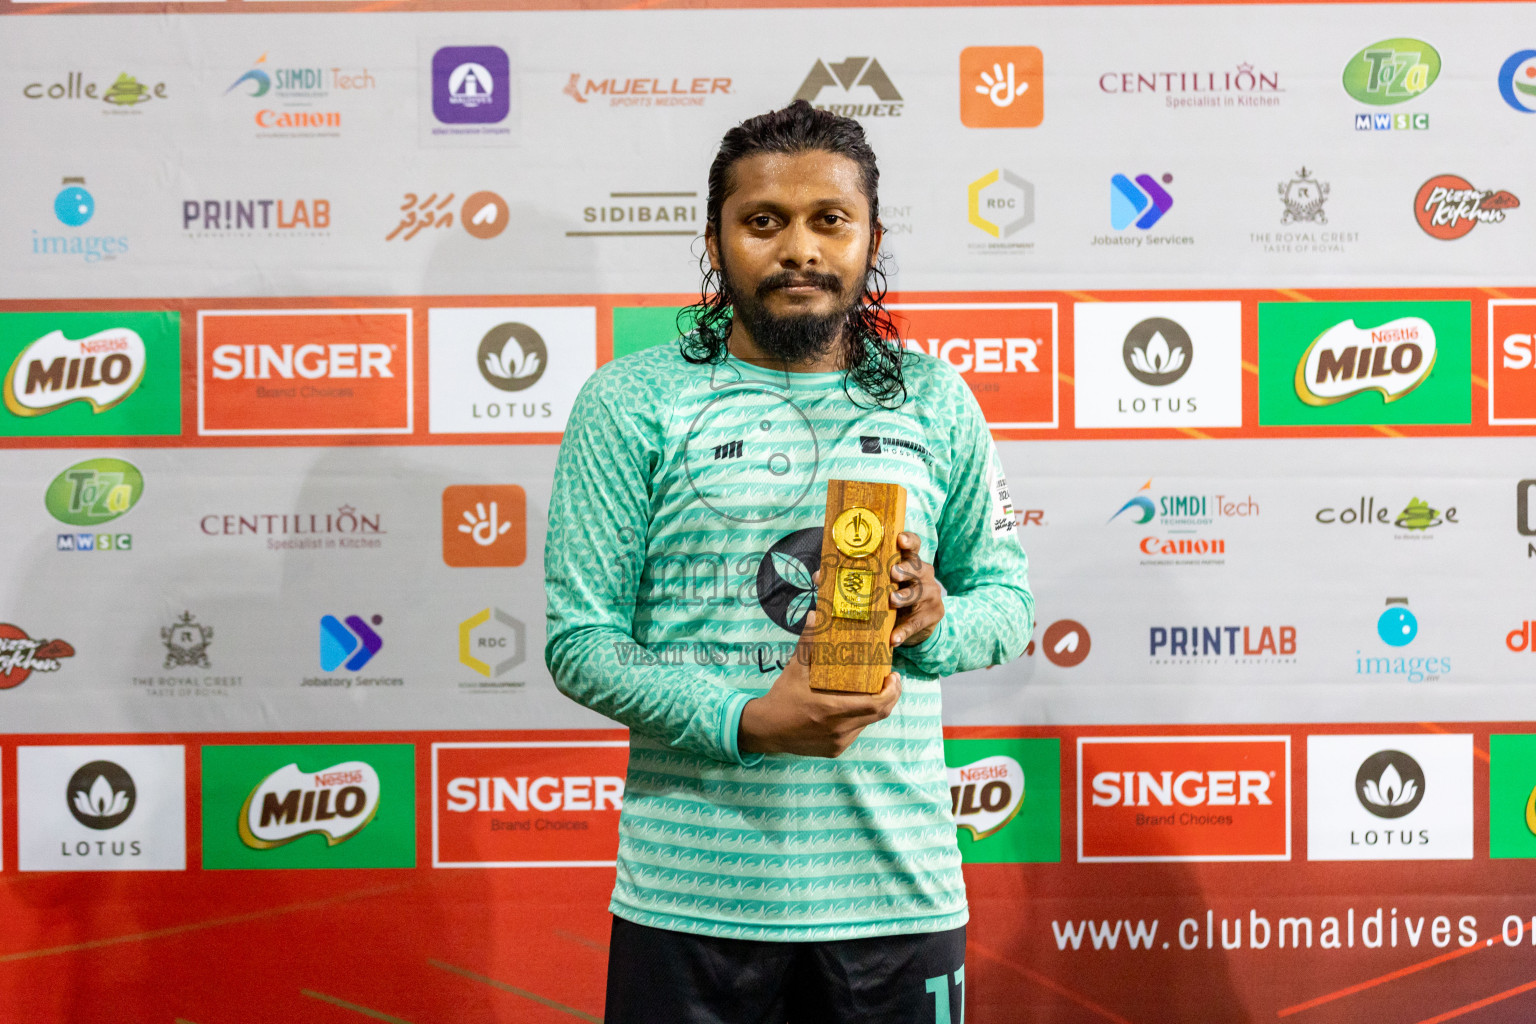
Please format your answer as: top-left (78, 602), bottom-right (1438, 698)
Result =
top-left (1377, 605), bottom-right (1418, 647)
top-left (54, 186), bottom-right (95, 227)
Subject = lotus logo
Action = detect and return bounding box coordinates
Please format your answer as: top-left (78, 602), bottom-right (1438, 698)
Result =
top-left (1355, 749), bottom-right (1425, 819)
top-left (1122, 317), bottom-right (1193, 386)
top-left (948, 755), bottom-right (1025, 839)
top-left (66, 760), bottom-right (136, 829)
top-left (238, 760), bottom-right (381, 849)
top-left (477, 323), bottom-right (547, 392)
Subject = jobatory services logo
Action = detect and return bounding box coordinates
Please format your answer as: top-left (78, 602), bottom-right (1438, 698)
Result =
top-left (2, 311), bottom-right (179, 437)
top-left (793, 57), bottom-right (902, 117)
top-left (16, 746), bottom-right (186, 871)
top-left (434, 741), bottom-right (627, 867)
top-left (202, 744), bottom-right (414, 868)
top-left (182, 198), bottom-right (331, 237)
top-left (1414, 176), bottom-right (1519, 240)
top-left (319, 614), bottom-right (383, 672)
top-left (46, 457), bottom-right (143, 553)
top-left (458, 608), bottom-right (526, 692)
top-left (1344, 38), bottom-right (1438, 131)
top-left (429, 45), bottom-right (510, 138)
top-left (442, 485), bottom-right (527, 567)
top-left (1073, 302), bottom-right (1242, 428)
top-left (387, 190), bottom-right (509, 241)
top-left (1489, 735), bottom-right (1536, 858)
top-left (32, 176), bottom-right (128, 265)
top-left (1498, 51), bottom-right (1536, 112)
top-left (197, 309), bottom-right (412, 436)
top-left (563, 72), bottom-right (732, 107)
top-left (223, 52), bottom-right (375, 139)
top-left (1098, 62), bottom-right (1282, 110)
top-left (944, 738), bottom-right (1059, 863)
top-left (21, 70), bottom-right (168, 113)
top-left (0, 625), bottom-right (75, 690)
top-left (428, 307), bottom-right (596, 434)
top-left (1078, 736), bottom-right (1291, 862)
top-left (567, 191), bottom-right (698, 238)
top-left (1257, 301), bottom-right (1471, 426)
top-left (959, 47), bottom-right (1043, 127)
top-left (1489, 301), bottom-right (1536, 424)
top-left (891, 304), bottom-right (1056, 428)
top-left (1356, 597), bottom-right (1450, 682)
top-left (1149, 624), bottom-right (1296, 665)
top-left (1109, 173), bottom-right (1173, 231)
top-left (1307, 734), bottom-right (1471, 861)
top-left (966, 169), bottom-right (1034, 253)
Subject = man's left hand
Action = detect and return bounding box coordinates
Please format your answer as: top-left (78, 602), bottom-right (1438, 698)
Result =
top-left (889, 531), bottom-right (944, 647)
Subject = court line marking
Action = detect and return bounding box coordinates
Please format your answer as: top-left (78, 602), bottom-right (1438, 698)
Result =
top-left (970, 941), bottom-right (1135, 1024)
top-left (554, 928), bottom-right (607, 951)
top-left (1411, 977), bottom-right (1536, 1024)
top-left (302, 988), bottom-right (415, 1024)
top-left (429, 958), bottom-right (602, 1022)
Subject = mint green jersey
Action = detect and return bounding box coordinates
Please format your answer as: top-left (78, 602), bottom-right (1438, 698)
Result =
top-left (544, 341), bottom-right (1034, 941)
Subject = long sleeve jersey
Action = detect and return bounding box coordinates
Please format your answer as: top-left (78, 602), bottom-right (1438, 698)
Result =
top-left (543, 340), bottom-right (1034, 941)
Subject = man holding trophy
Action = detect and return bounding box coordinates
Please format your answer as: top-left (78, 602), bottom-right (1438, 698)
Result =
top-left (545, 101), bottom-right (1034, 1023)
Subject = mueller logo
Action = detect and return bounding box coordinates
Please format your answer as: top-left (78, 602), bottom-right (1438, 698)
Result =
top-left (1296, 317), bottom-right (1436, 406)
top-left (793, 57), bottom-right (902, 117)
top-left (564, 73), bottom-right (731, 107)
top-left (238, 760), bottom-right (380, 849)
top-left (5, 327), bottom-right (146, 417)
top-left (1079, 737), bottom-right (1291, 862)
top-left (1150, 625), bottom-right (1296, 661)
top-left (948, 754), bottom-right (1024, 839)
top-left (891, 305), bottom-right (1056, 428)
top-left (0, 625), bottom-right (75, 689)
top-left (182, 200), bottom-right (330, 234)
top-left (1414, 176), bottom-right (1519, 240)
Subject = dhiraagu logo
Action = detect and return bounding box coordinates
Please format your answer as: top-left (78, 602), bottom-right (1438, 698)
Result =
top-left (944, 737), bottom-right (1059, 863)
top-left (1489, 735), bottom-right (1536, 858)
top-left (1258, 301), bottom-right (1470, 425)
top-left (1343, 39), bottom-right (1441, 105)
top-left (45, 458), bottom-right (144, 526)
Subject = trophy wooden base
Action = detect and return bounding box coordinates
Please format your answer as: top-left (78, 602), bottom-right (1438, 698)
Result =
top-left (808, 479), bottom-right (907, 695)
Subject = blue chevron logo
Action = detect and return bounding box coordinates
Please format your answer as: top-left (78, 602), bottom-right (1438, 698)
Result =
top-left (320, 614), bottom-right (384, 672)
top-left (1110, 173), bottom-right (1174, 230)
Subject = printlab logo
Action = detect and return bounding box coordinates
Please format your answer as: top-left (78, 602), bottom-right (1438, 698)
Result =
top-left (387, 191), bottom-right (508, 241)
top-left (567, 191), bottom-right (699, 238)
top-left (432, 46), bottom-right (509, 125)
top-left (182, 198), bottom-right (330, 237)
top-left (1149, 624), bottom-right (1296, 665)
top-left (1122, 317), bottom-right (1192, 386)
top-left (162, 611), bottom-right (213, 669)
top-left (1356, 750), bottom-right (1425, 819)
top-left (458, 608), bottom-right (526, 686)
top-left (33, 177), bottom-right (128, 265)
top-left (47, 457), bottom-right (143, 553)
top-left (1344, 38), bottom-right (1438, 130)
top-left (441, 485), bottom-right (527, 567)
top-left (1110, 173), bottom-right (1173, 230)
top-left (21, 70), bottom-right (168, 112)
top-left (562, 72), bottom-right (733, 108)
top-left (320, 615), bottom-right (383, 672)
top-left (0, 624), bottom-right (75, 689)
top-left (793, 57), bottom-right (903, 116)
top-left (1414, 176), bottom-right (1519, 240)
top-left (959, 47), bottom-right (1043, 128)
top-left (68, 760), bottom-right (136, 829)
top-left (1073, 302), bottom-right (1242, 427)
top-left (1307, 734), bottom-right (1471, 861)
top-left (1498, 51), bottom-right (1536, 112)
top-left (1026, 619), bottom-right (1090, 667)
top-left (966, 169), bottom-right (1034, 249)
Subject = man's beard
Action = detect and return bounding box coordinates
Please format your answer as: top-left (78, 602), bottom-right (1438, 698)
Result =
top-left (723, 266), bottom-right (863, 367)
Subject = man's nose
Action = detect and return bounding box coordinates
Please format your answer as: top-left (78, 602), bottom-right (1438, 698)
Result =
top-left (776, 218), bottom-right (820, 268)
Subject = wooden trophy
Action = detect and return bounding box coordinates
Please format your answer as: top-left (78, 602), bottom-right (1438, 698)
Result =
top-left (808, 479), bottom-right (907, 694)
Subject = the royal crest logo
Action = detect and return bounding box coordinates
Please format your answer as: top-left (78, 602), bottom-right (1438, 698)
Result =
top-left (237, 760), bottom-right (381, 849)
top-left (162, 612), bottom-right (212, 669)
top-left (1414, 175), bottom-right (1519, 240)
top-left (1278, 167), bottom-right (1329, 224)
top-left (0, 624), bottom-right (75, 689)
top-left (1294, 317), bottom-right (1436, 406)
top-left (4, 327), bottom-right (146, 417)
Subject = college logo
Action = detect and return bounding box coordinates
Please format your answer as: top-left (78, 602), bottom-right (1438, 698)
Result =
top-left (432, 46), bottom-right (509, 124)
top-left (198, 309), bottom-right (412, 436)
top-left (1278, 167), bottom-right (1329, 224)
top-left (1490, 735), bottom-right (1536, 858)
top-left (434, 741), bottom-right (627, 867)
top-left (892, 304), bottom-right (1056, 427)
top-left (1258, 301), bottom-right (1470, 426)
top-left (458, 608), bottom-right (526, 683)
top-left (959, 47), bottom-right (1042, 128)
top-left (1343, 39), bottom-right (1440, 105)
top-left (1078, 737), bottom-right (1290, 862)
top-left (428, 307), bottom-right (596, 434)
top-left (320, 615), bottom-right (383, 672)
top-left (1315, 495), bottom-right (1459, 535)
top-left (1498, 51), bottom-right (1536, 113)
top-left (793, 57), bottom-right (902, 116)
top-left (0, 625), bottom-right (75, 689)
top-left (1307, 734), bottom-right (1471, 861)
top-left (21, 70), bottom-right (168, 111)
top-left (17, 745), bottom-right (186, 871)
top-left (387, 191), bottom-right (508, 241)
top-left (442, 485), bottom-right (527, 567)
top-left (945, 738), bottom-right (1059, 863)
top-left (1073, 302), bottom-right (1242, 427)
top-left (966, 170), bottom-right (1034, 251)
top-left (563, 72), bottom-right (732, 107)
top-left (162, 611), bottom-right (213, 669)
top-left (1110, 173), bottom-right (1173, 230)
top-left (1490, 302), bottom-right (1536, 423)
top-left (202, 744), bottom-right (414, 869)
top-left (1414, 176), bottom-right (1519, 240)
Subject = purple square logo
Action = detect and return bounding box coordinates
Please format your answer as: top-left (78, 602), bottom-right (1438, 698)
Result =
top-left (432, 46), bottom-right (510, 125)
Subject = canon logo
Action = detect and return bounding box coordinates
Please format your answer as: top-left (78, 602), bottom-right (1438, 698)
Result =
top-left (211, 343), bottom-right (393, 381)
top-left (902, 337), bottom-right (1040, 373)
top-left (445, 775), bottom-right (623, 813)
top-left (1091, 770), bottom-right (1272, 808)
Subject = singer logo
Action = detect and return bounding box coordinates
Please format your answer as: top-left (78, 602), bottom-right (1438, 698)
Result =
top-left (891, 304), bottom-right (1056, 427)
top-left (1490, 301), bottom-right (1536, 424)
top-left (442, 485), bottom-right (527, 567)
top-left (1078, 736), bottom-right (1291, 862)
top-left (197, 309), bottom-right (412, 435)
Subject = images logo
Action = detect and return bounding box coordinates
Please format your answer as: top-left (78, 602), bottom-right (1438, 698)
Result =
top-left (1278, 167), bottom-right (1329, 224)
top-left (55, 178), bottom-right (93, 227)
top-left (1414, 175), bottom-right (1519, 240)
top-left (1257, 301), bottom-right (1471, 426)
top-left (892, 304), bottom-right (1056, 427)
top-left (967, 169), bottom-right (1034, 241)
top-left (432, 46), bottom-right (509, 124)
top-left (959, 47), bottom-right (1043, 128)
top-left (1079, 736), bottom-right (1290, 862)
top-left (17, 745), bottom-right (186, 871)
top-left (1378, 597), bottom-right (1417, 646)
top-left (1307, 734), bottom-right (1471, 861)
top-left (387, 191), bottom-right (508, 241)
top-left (1498, 51), bottom-right (1536, 112)
top-left (162, 611), bottom-right (212, 669)
top-left (0, 625), bottom-right (75, 689)
top-left (68, 760), bottom-right (135, 829)
top-left (1343, 39), bottom-right (1440, 105)
top-left (945, 738), bottom-right (1060, 863)
top-left (1358, 598), bottom-right (1449, 682)
top-left (459, 608), bottom-right (526, 678)
top-left (202, 744), bottom-right (414, 869)
top-left (1110, 173), bottom-right (1173, 230)
top-left (793, 57), bottom-right (902, 116)
top-left (442, 485), bottom-right (528, 567)
top-left (1356, 750), bottom-right (1425, 818)
top-left (320, 615), bottom-right (382, 672)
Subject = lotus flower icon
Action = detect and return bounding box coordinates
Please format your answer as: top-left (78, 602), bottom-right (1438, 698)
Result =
top-left (1361, 762), bottom-right (1416, 809)
top-left (476, 323), bottom-right (548, 392)
top-left (1355, 750), bottom-right (1425, 819)
top-left (1121, 317), bottom-right (1193, 385)
top-left (66, 760), bottom-right (137, 829)
top-left (484, 337), bottom-right (540, 383)
top-left (1130, 331), bottom-right (1185, 378)
top-left (74, 774), bottom-right (130, 819)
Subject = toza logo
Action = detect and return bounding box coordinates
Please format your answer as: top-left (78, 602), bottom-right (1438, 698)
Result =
top-left (67, 760), bottom-right (136, 830)
top-left (238, 760), bottom-right (381, 849)
top-left (5, 327), bottom-right (146, 417)
top-left (1356, 750), bottom-right (1426, 819)
top-left (1295, 317), bottom-right (1436, 406)
top-left (1343, 39), bottom-right (1440, 106)
top-left (45, 458), bottom-right (144, 526)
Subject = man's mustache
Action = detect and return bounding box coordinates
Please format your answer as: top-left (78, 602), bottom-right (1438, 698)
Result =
top-left (755, 271), bottom-right (843, 300)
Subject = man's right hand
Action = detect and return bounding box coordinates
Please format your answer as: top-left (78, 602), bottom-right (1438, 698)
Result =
top-left (738, 582), bottom-right (903, 758)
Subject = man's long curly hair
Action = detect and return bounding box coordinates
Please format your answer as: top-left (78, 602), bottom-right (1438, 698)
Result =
top-left (679, 100), bottom-right (910, 408)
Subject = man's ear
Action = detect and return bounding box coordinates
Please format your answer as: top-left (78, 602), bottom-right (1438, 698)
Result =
top-left (867, 224), bottom-right (884, 269)
top-left (704, 223), bottom-right (720, 274)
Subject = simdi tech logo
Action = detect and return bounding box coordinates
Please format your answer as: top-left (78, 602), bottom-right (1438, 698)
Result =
top-left (428, 307), bottom-right (597, 434)
top-left (16, 746), bottom-right (186, 871)
top-left (47, 457), bottom-right (144, 553)
top-left (197, 309), bottom-right (412, 436)
top-left (1073, 302), bottom-right (1242, 428)
top-left (889, 304), bottom-right (1056, 428)
top-left (959, 47), bottom-right (1043, 128)
top-left (201, 744), bottom-right (415, 869)
top-left (1307, 734), bottom-right (1472, 861)
top-left (944, 737), bottom-right (1059, 863)
top-left (1344, 38), bottom-right (1439, 132)
top-left (223, 52), bottom-right (376, 138)
top-left (1257, 301), bottom-right (1471, 426)
top-left (442, 485), bottom-right (527, 567)
top-left (1078, 736), bottom-right (1291, 862)
top-left (0, 311), bottom-right (180, 438)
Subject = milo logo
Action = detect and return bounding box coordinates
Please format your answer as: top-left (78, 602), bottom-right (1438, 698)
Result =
top-left (4, 327), bottom-right (146, 417)
top-left (1295, 317), bottom-right (1437, 406)
top-left (238, 760), bottom-right (381, 849)
top-left (948, 754), bottom-right (1025, 840)
top-left (44, 458), bottom-right (144, 526)
top-left (1343, 39), bottom-right (1440, 105)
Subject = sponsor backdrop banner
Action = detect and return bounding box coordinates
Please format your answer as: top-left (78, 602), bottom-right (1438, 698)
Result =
top-left (2, 2), bottom-right (1536, 1021)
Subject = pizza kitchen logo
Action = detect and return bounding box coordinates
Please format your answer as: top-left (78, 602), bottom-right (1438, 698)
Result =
top-left (0, 625), bottom-right (75, 690)
top-left (1414, 175), bottom-right (1519, 240)
top-left (238, 760), bottom-right (381, 849)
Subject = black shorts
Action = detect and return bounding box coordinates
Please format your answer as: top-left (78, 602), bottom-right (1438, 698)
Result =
top-left (604, 915), bottom-right (966, 1024)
